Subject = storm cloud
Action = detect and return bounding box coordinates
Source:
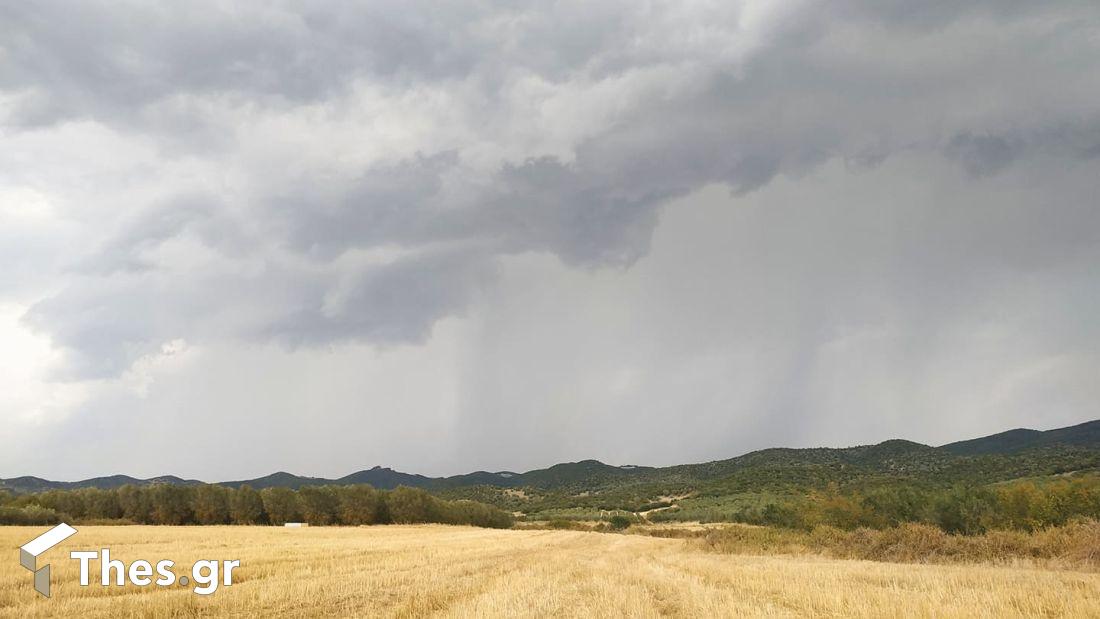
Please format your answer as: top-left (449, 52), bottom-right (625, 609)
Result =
top-left (1, 1), bottom-right (1098, 479)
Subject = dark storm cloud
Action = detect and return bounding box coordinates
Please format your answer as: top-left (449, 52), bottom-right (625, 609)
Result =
top-left (3, 0), bottom-right (1100, 381)
top-left (264, 247), bottom-right (496, 347)
top-left (274, 152), bottom-right (460, 257)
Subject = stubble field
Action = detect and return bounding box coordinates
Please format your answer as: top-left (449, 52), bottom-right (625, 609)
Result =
top-left (2, 525), bottom-right (1099, 618)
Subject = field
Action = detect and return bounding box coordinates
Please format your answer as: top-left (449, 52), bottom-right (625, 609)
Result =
top-left (3, 525), bottom-right (1099, 618)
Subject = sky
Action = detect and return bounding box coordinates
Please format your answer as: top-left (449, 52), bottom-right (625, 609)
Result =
top-left (1, 1), bottom-right (1098, 482)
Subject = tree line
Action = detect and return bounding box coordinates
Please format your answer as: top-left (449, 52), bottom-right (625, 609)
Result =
top-left (705, 476), bottom-right (1100, 534)
top-left (0, 484), bottom-right (513, 529)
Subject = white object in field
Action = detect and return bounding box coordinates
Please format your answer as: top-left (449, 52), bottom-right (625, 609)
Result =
top-left (20, 523), bottom-right (78, 597)
top-left (284, 522), bottom-right (309, 527)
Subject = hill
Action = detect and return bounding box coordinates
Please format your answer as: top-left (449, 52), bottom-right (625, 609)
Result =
top-left (218, 467), bottom-right (440, 490)
top-left (0, 474), bottom-right (202, 494)
top-left (941, 419), bottom-right (1100, 456)
top-left (2, 419), bottom-right (1097, 497)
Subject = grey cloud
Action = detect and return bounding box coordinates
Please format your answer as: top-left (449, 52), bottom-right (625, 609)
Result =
top-left (276, 152), bottom-right (459, 257)
top-left (826, 0), bottom-right (1099, 32)
top-left (23, 277), bottom-right (163, 378)
top-left (26, 241), bottom-right (494, 378)
top-left (265, 247), bottom-right (496, 347)
top-left (6, 0), bottom-right (1100, 382)
top-left (946, 133), bottom-right (1018, 177)
top-left (79, 194), bottom-right (246, 274)
top-left (0, 1), bottom-right (484, 127)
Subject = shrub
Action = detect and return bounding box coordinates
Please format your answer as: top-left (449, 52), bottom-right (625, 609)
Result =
top-left (0, 505), bottom-right (67, 526)
top-left (608, 515), bottom-right (633, 530)
top-left (698, 520), bottom-right (1100, 568)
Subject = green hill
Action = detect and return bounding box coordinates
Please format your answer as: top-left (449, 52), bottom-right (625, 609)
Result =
top-left (3, 419), bottom-right (1097, 505)
top-left (941, 420), bottom-right (1100, 456)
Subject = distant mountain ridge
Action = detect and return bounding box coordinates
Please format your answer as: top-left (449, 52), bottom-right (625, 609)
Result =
top-left (941, 419), bottom-right (1100, 456)
top-left (0, 474), bottom-right (204, 494)
top-left (3, 419), bottom-right (1097, 495)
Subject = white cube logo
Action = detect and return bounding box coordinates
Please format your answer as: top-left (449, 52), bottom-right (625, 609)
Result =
top-left (20, 523), bottom-right (78, 597)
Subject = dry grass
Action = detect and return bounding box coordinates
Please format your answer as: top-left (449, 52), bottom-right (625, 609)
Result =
top-left (2, 525), bottom-right (1099, 618)
top-left (696, 521), bottom-right (1100, 569)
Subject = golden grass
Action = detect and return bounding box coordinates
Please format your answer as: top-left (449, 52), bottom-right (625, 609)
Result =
top-left (2, 525), bottom-right (1099, 618)
top-left (696, 521), bottom-right (1100, 569)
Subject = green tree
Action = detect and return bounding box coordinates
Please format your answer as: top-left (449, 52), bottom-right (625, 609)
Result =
top-left (81, 488), bottom-right (123, 520)
top-left (337, 485), bottom-right (385, 525)
top-left (261, 487), bottom-right (301, 525)
top-left (934, 486), bottom-right (1000, 535)
top-left (118, 485), bottom-right (153, 523)
top-left (299, 486), bottom-right (340, 525)
top-left (229, 486), bottom-right (267, 524)
top-left (37, 490), bottom-right (86, 520)
top-left (150, 485), bottom-right (194, 525)
top-left (760, 503), bottom-right (805, 529)
top-left (859, 486), bottom-right (930, 528)
top-left (386, 487), bottom-right (439, 524)
top-left (192, 485), bottom-right (230, 525)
